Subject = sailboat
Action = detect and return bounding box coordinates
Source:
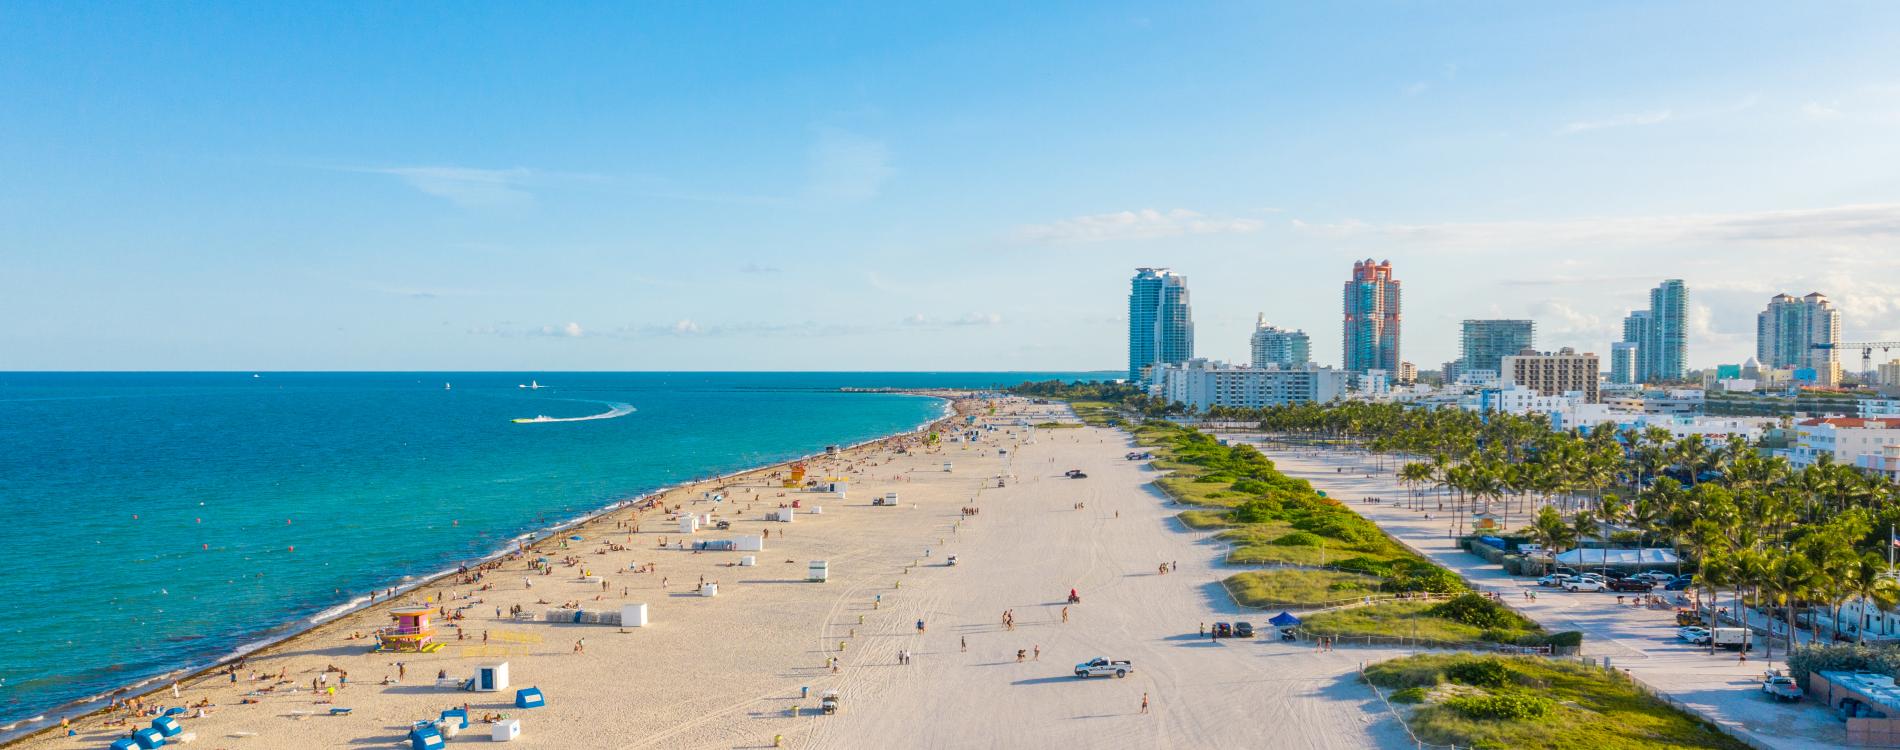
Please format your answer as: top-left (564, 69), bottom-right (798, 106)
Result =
top-left (444, 382), bottom-right (452, 391)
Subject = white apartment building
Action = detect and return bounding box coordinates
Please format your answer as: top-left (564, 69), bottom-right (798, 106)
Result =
top-left (1152, 359), bottom-right (1347, 411)
top-left (1786, 417), bottom-right (1900, 470)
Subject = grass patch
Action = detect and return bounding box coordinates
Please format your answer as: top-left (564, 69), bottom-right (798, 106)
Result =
top-left (1224, 569), bottom-right (1384, 607)
top-left (1301, 596), bottom-right (1575, 649)
top-left (1033, 421), bottom-right (1082, 429)
top-left (1178, 509), bottom-right (1237, 529)
top-left (1365, 654), bottom-right (1748, 750)
top-left (1068, 401), bottom-right (1120, 427)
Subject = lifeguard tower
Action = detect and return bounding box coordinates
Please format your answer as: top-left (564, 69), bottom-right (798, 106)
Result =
top-left (376, 607), bottom-right (444, 653)
top-left (781, 462), bottom-right (808, 488)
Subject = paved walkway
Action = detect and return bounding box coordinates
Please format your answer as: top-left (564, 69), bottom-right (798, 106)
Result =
top-left (1232, 438), bottom-right (1850, 750)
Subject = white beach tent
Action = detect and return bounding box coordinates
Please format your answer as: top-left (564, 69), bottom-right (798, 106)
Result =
top-left (1552, 548), bottom-right (1680, 567)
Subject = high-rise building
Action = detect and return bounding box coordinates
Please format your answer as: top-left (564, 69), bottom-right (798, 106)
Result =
top-left (1343, 259), bottom-right (1401, 373)
top-left (1616, 280), bottom-right (1689, 383)
top-left (1757, 292), bottom-right (1841, 379)
top-left (1649, 279), bottom-right (1688, 381)
top-left (1610, 342), bottom-right (1640, 385)
top-left (1249, 315), bottom-right (1311, 369)
top-left (1460, 319), bottom-right (1535, 376)
top-left (1127, 268), bottom-right (1194, 381)
top-left (1501, 347), bottom-right (1601, 403)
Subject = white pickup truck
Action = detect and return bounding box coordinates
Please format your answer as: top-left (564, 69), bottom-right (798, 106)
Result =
top-left (1074, 657), bottom-right (1132, 679)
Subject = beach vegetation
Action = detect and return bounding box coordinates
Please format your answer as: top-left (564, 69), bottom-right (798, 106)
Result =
top-left (1364, 653), bottom-right (1748, 750)
top-left (1223, 569), bottom-right (1383, 607)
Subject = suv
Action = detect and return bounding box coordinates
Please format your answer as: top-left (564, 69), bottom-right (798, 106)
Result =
top-left (1609, 578), bottom-right (1655, 592)
top-left (1665, 575), bottom-right (1696, 591)
top-left (1678, 626), bottom-right (1712, 644)
top-left (1234, 621), bottom-right (1255, 638)
top-left (1538, 574), bottom-right (1573, 587)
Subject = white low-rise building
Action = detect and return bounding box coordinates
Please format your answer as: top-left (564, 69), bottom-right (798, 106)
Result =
top-left (1787, 417), bottom-right (1900, 470)
top-left (1152, 359), bottom-right (1348, 411)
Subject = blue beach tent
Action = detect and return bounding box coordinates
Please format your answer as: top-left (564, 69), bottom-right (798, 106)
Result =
top-left (439, 708), bottom-right (468, 729)
top-left (514, 686), bottom-right (546, 708)
top-left (150, 715), bottom-right (183, 736)
top-left (1268, 611), bottom-right (1301, 628)
top-left (407, 724), bottom-right (445, 750)
top-left (131, 727), bottom-right (165, 749)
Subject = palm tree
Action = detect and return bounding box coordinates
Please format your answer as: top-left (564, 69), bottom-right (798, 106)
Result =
top-left (1842, 553), bottom-right (1900, 643)
top-left (1399, 462), bottom-right (1433, 512)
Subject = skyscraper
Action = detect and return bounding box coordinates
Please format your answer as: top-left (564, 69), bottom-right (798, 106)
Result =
top-left (1616, 280), bottom-right (1688, 383)
top-left (1127, 268), bottom-right (1193, 381)
top-left (1342, 259), bottom-right (1401, 373)
top-left (1649, 279), bottom-right (1688, 381)
top-left (1757, 292), bottom-right (1840, 373)
top-left (1250, 315), bottom-right (1311, 369)
top-left (1609, 342), bottom-right (1640, 385)
top-left (1459, 319), bottom-right (1535, 376)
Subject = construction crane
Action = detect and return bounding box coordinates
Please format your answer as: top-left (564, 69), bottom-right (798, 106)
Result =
top-left (1811, 341), bottom-right (1900, 377)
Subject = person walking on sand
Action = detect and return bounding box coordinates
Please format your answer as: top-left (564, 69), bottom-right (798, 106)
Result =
top-left (1062, 606), bottom-right (1069, 623)
top-left (1033, 645), bottom-right (1040, 660)
top-left (961, 636), bottom-right (967, 652)
top-left (1140, 692), bottom-right (1150, 714)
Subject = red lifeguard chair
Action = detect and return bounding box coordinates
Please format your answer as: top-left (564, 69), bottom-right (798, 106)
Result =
top-left (376, 607), bottom-right (444, 653)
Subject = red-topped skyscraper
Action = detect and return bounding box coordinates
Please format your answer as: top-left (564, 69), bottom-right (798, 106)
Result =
top-left (1343, 259), bottom-right (1401, 373)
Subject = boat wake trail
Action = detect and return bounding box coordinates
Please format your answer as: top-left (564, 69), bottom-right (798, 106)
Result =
top-left (512, 402), bottom-right (636, 424)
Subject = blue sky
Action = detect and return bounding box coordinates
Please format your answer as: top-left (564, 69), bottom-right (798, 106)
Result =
top-left (5, 2), bottom-right (1900, 370)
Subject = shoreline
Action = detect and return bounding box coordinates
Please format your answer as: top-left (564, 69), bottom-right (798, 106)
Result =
top-left (0, 390), bottom-right (961, 746)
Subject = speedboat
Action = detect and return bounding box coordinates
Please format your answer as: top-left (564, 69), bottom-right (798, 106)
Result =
top-left (512, 415), bottom-right (556, 424)
top-left (518, 380), bottom-right (545, 389)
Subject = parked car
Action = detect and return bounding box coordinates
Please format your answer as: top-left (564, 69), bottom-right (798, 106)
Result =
top-left (1665, 575), bottom-right (1696, 591)
top-left (1678, 626), bottom-right (1712, 644)
top-left (1074, 657), bottom-right (1133, 679)
top-left (1551, 566), bottom-right (1579, 577)
top-left (1564, 578), bottom-right (1607, 592)
top-left (1211, 622), bottom-right (1233, 638)
top-left (1065, 469), bottom-right (1088, 479)
top-left (1537, 574), bottom-right (1573, 587)
top-left (1763, 672), bottom-right (1802, 702)
top-left (1609, 578), bottom-right (1655, 592)
top-left (1637, 570), bottom-right (1676, 583)
top-left (1234, 621), bottom-right (1255, 638)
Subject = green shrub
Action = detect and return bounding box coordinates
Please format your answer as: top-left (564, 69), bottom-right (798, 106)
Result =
top-left (1272, 531), bottom-right (1325, 547)
top-left (1231, 478), bottom-right (1272, 494)
top-left (1390, 686), bottom-right (1429, 704)
top-left (1445, 658), bottom-right (1511, 687)
top-left (1231, 499), bottom-right (1281, 523)
top-left (1442, 692), bottom-right (1553, 720)
top-left (1431, 593), bottom-right (1517, 629)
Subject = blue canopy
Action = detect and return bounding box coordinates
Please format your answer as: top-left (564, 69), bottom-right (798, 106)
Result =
top-left (1268, 611), bottom-right (1301, 627)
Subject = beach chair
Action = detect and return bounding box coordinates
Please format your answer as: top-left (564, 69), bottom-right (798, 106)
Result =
top-left (407, 724), bottom-right (445, 750)
top-left (514, 687), bottom-right (545, 709)
top-left (151, 715), bottom-right (184, 737)
top-left (438, 708), bottom-right (468, 729)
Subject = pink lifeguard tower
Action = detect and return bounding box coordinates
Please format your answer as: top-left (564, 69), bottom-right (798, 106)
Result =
top-left (376, 607), bottom-right (444, 653)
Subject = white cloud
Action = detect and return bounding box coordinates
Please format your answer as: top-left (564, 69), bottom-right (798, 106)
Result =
top-left (804, 128), bottom-right (894, 203)
top-left (902, 312), bottom-right (1004, 327)
top-left (1288, 202), bottom-right (1900, 249)
top-left (1802, 101), bottom-right (1843, 120)
top-left (1015, 208), bottom-right (1264, 243)
top-left (1557, 109), bottom-right (1673, 135)
top-left (370, 166), bottom-right (538, 206)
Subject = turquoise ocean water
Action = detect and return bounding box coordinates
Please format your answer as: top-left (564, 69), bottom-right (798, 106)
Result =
top-left (0, 371), bottom-right (1106, 726)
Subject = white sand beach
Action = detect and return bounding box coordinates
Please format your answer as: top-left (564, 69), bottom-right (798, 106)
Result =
top-left (22, 399), bottom-right (1411, 750)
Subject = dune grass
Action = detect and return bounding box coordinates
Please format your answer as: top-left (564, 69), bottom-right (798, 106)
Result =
top-left (1224, 568), bottom-right (1384, 607)
top-left (1302, 600), bottom-right (1533, 643)
top-left (1364, 654), bottom-right (1748, 750)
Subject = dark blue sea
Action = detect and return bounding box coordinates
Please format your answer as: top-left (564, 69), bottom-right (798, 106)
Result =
top-left (0, 371), bottom-right (1107, 726)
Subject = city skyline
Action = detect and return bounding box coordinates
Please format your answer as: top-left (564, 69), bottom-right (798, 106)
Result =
top-left (7, 4), bottom-right (1900, 371)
